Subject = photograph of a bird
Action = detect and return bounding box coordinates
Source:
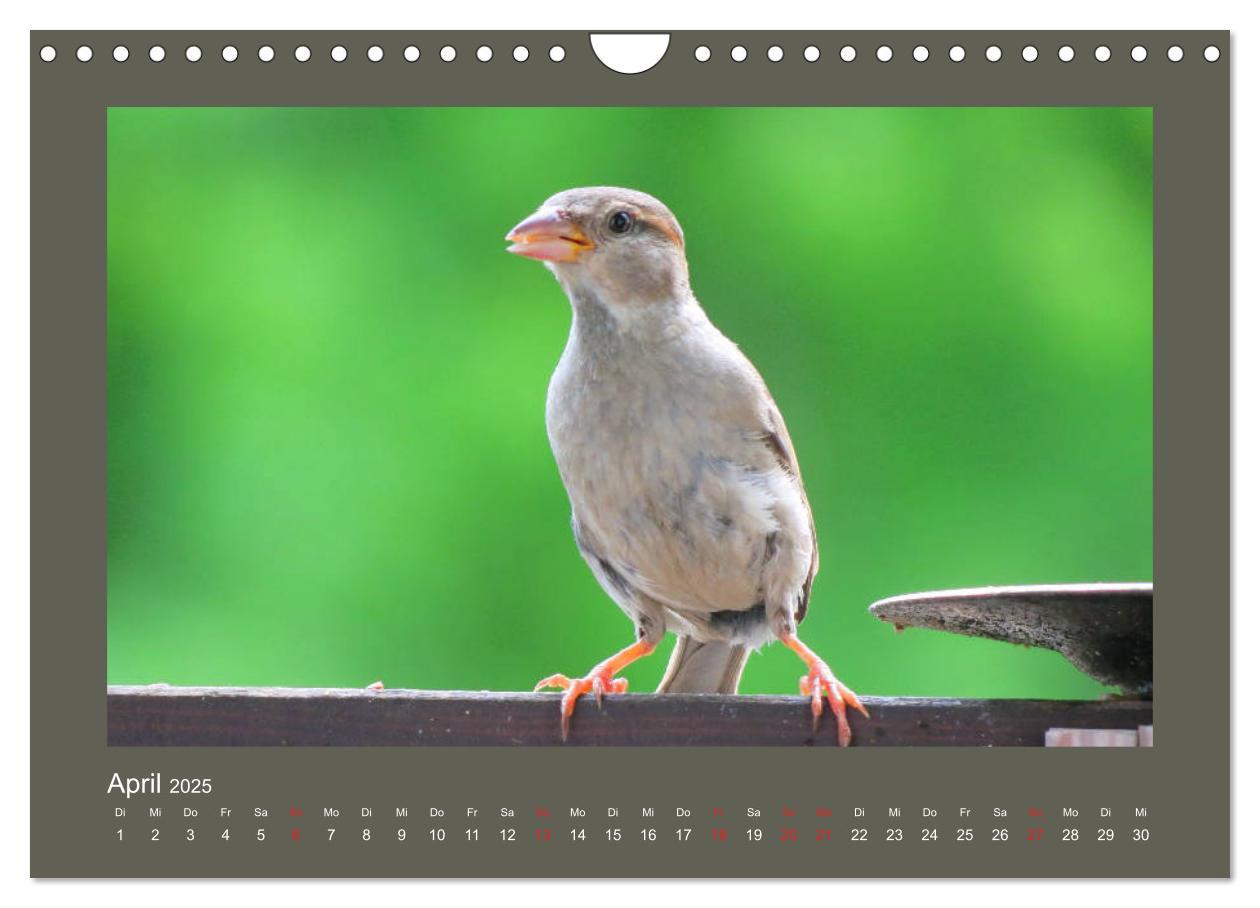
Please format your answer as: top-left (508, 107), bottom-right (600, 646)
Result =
top-left (505, 187), bottom-right (868, 745)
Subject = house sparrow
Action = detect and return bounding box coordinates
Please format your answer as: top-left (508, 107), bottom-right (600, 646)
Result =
top-left (506, 187), bottom-right (867, 745)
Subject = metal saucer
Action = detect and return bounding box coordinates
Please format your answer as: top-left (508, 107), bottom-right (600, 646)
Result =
top-left (868, 583), bottom-right (1153, 696)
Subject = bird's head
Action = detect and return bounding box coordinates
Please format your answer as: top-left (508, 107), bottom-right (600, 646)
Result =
top-left (505, 187), bottom-right (689, 307)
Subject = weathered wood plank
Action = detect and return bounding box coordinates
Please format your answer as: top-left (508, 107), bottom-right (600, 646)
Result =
top-left (107, 686), bottom-right (1153, 747)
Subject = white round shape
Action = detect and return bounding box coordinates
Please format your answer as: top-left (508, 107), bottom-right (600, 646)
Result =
top-left (405, 45), bottom-right (421, 62)
top-left (1022, 45), bottom-right (1038, 62)
top-left (1131, 45), bottom-right (1148, 62)
top-left (549, 45), bottom-right (565, 62)
top-left (149, 45), bottom-right (165, 62)
top-left (1167, 45), bottom-right (1184, 62)
top-left (1095, 45), bottom-right (1111, 62)
top-left (258, 45), bottom-right (275, 62)
top-left (767, 45), bottom-right (783, 62)
top-left (77, 45), bottom-right (94, 62)
top-left (913, 45), bottom-right (928, 62)
top-left (949, 45), bottom-right (965, 62)
top-left (40, 45), bottom-right (56, 62)
top-left (1058, 45), bottom-right (1074, 62)
top-left (876, 45), bottom-right (893, 62)
top-left (476, 45), bottom-right (492, 62)
top-left (185, 45), bottom-right (202, 62)
top-left (694, 45), bottom-right (710, 62)
top-left (512, 45), bottom-right (528, 62)
top-left (589, 33), bottom-right (668, 74)
top-left (803, 45), bottom-right (820, 62)
top-left (840, 45), bottom-right (857, 62)
top-left (294, 45), bottom-right (311, 62)
top-left (367, 45), bottom-right (384, 62)
top-left (731, 45), bottom-right (747, 62)
top-left (331, 45), bottom-right (348, 62)
top-left (1204, 45), bottom-right (1220, 62)
top-left (113, 45), bottom-right (129, 62)
top-left (440, 45), bottom-right (457, 62)
top-left (985, 45), bottom-right (1002, 62)
top-left (221, 45), bottom-right (238, 62)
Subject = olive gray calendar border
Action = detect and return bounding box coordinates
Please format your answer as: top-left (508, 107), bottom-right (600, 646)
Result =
top-left (30, 31), bottom-right (1230, 878)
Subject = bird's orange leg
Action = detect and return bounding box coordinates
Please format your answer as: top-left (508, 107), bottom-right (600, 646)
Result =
top-left (534, 639), bottom-right (657, 741)
top-left (779, 632), bottom-right (869, 747)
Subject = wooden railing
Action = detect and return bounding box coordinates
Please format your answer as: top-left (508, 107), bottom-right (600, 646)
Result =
top-left (107, 685), bottom-right (1153, 747)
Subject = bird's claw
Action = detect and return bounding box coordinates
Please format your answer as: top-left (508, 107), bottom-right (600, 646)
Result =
top-left (532, 639), bottom-right (656, 741)
top-left (798, 662), bottom-right (868, 747)
top-left (533, 673), bottom-right (572, 693)
top-left (534, 669), bottom-right (630, 741)
top-left (799, 674), bottom-right (825, 732)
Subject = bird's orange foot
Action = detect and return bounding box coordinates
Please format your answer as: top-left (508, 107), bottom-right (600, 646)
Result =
top-left (532, 639), bottom-right (656, 742)
top-left (533, 671), bottom-right (630, 741)
top-left (780, 632), bottom-right (869, 747)
top-left (798, 661), bottom-right (868, 746)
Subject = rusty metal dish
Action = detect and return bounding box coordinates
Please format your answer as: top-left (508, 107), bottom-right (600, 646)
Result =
top-left (868, 583), bottom-right (1153, 695)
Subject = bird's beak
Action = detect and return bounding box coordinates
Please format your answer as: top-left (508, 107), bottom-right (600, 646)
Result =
top-left (505, 208), bottom-right (595, 263)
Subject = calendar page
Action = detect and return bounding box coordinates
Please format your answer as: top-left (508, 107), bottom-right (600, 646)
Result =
top-left (29, 29), bottom-right (1229, 879)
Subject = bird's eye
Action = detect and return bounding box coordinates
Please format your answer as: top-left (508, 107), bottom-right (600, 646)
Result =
top-left (607, 210), bottom-right (634, 235)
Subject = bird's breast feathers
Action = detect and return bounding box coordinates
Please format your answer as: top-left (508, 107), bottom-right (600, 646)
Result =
top-left (545, 318), bottom-right (814, 620)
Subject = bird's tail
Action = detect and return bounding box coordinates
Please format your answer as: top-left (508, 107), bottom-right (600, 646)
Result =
top-left (656, 636), bottom-right (749, 694)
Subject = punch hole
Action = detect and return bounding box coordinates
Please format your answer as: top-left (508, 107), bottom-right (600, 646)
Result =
top-left (767, 46), bottom-right (783, 62)
top-left (221, 45), bottom-right (238, 62)
top-left (39, 45), bottom-right (56, 62)
top-left (912, 45), bottom-right (928, 62)
top-left (76, 45), bottom-right (92, 62)
top-left (589, 33), bottom-right (668, 73)
top-left (440, 45), bottom-right (457, 62)
top-left (405, 46), bottom-right (421, 62)
top-left (149, 46), bottom-right (165, 62)
top-left (840, 45), bottom-right (856, 62)
top-left (477, 46), bottom-right (493, 62)
top-left (1058, 45), bottom-right (1074, 62)
top-left (1021, 45), bottom-right (1038, 62)
top-left (512, 46), bottom-right (528, 62)
top-left (876, 45), bottom-right (893, 62)
top-left (985, 45), bottom-right (1001, 62)
top-left (731, 45), bottom-right (748, 62)
top-left (1204, 45), bottom-right (1220, 62)
top-left (1131, 45), bottom-right (1147, 62)
top-left (186, 46), bottom-right (202, 62)
top-left (295, 45), bottom-right (311, 62)
top-left (803, 45), bottom-right (820, 62)
top-left (113, 45), bottom-right (129, 63)
top-left (258, 45), bottom-right (275, 63)
top-left (1095, 45), bottom-right (1111, 61)
top-left (368, 45), bottom-right (384, 62)
top-left (549, 45), bottom-right (566, 62)
top-left (331, 45), bottom-right (348, 62)
top-left (1167, 45), bottom-right (1184, 62)
top-left (948, 46), bottom-right (965, 62)
top-left (694, 45), bottom-right (711, 62)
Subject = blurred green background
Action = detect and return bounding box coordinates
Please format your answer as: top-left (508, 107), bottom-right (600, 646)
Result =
top-left (107, 107), bottom-right (1151, 699)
